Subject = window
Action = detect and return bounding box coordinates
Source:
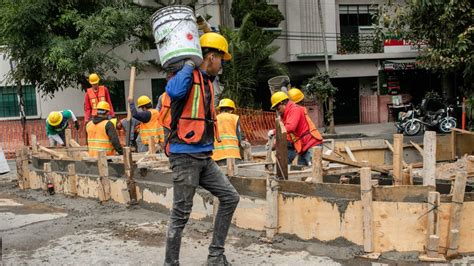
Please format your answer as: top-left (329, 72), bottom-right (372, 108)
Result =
top-left (151, 79), bottom-right (167, 107)
top-left (339, 5), bottom-right (379, 54)
top-left (107, 81), bottom-right (126, 113)
top-left (0, 85), bottom-right (37, 118)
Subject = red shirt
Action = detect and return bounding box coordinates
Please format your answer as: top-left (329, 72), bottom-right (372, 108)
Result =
top-left (282, 101), bottom-right (322, 153)
top-left (83, 86), bottom-right (115, 122)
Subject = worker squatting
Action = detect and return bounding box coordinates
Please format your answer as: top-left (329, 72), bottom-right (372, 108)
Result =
top-left (44, 32), bottom-right (323, 266)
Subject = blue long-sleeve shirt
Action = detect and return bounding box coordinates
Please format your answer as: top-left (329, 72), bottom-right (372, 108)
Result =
top-left (130, 103), bottom-right (151, 123)
top-left (166, 64), bottom-right (214, 154)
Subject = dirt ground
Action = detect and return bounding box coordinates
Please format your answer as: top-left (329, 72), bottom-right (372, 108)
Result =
top-left (1, 164), bottom-right (473, 265)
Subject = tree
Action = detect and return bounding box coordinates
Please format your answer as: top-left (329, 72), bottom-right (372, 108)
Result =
top-left (219, 15), bottom-right (287, 108)
top-left (0, 0), bottom-right (155, 95)
top-left (231, 0), bottom-right (284, 28)
top-left (378, 0), bottom-right (473, 91)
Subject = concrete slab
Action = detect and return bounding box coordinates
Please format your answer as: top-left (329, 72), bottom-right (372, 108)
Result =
top-left (0, 212), bottom-right (67, 230)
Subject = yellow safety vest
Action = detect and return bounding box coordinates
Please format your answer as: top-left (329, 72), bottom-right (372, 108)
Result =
top-left (212, 112), bottom-right (241, 161)
top-left (140, 109), bottom-right (160, 145)
top-left (86, 120), bottom-right (114, 157)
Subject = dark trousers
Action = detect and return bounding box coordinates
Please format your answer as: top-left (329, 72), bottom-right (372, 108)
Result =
top-left (165, 154), bottom-right (240, 265)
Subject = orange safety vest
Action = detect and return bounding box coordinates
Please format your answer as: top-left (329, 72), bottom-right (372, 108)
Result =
top-left (212, 112), bottom-right (241, 161)
top-left (288, 107), bottom-right (323, 153)
top-left (156, 93), bottom-right (169, 143)
top-left (170, 69), bottom-right (219, 146)
top-left (139, 109), bottom-right (160, 145)
top-left (86, 120), bottom-right (115, 157)
top-left (87, 86), bottom-right (106, 116)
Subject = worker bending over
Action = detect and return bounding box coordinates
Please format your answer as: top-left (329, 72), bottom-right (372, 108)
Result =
top-left (212, 98), bottom-right (243, 165)
top-left (270, 91), bottom-right (323, 166)
top-left (86, 101), bottom-right (122, 157)
top-left (164, 32), bottom-right (239, 266)
top-left (128, 95), bottom-right (160, 152)
top-left (46, 110), bottom-right (80, 146)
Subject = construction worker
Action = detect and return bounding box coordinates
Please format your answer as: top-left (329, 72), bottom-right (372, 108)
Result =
top-left (164, 32), bottom-right (239, 266)
top-left (46, 110), bottom-right (80, 146)
top-left (212, 98), bottom-right (243, 165)
top-left (127, 95), bottom-right (160, 152)
top-left (86, 101), bottom-right (122, 157)
top-left (116, 118), bottom-right (145, 152)
top-left (288, 87), bottom-right (304, 105)
top-left (270, 91), bottom-right (323, 166)
top-left (84, 73), bottom-right (115, 123)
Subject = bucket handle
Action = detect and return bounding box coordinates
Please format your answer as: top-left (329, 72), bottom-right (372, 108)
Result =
top-left (156, 14), bottom-right (194, 45)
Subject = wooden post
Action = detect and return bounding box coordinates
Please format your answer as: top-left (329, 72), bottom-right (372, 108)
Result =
top-left (148, 136), bottom-right (157, 154)
top-left (275, 118), bottom-right (288, 180)
top-left (308, 146), bottom-right (323, 183)
top-left (43, 162), bottom-right (52, 191)
top-left (266, 175), bottom-right (279, 240)
top-left (426, 191), bottom-right (440, 258)
top-left (67, 163), bottom-right (77, 196)
top-left (423, 131), bottom-right (436, 187)
top-left (265, 135), bottom-right (274, 172)
top-left (15, 150), bottom-right (26, 189)
top-left (123, 147), bottom-right (137, 204)
top-left (466, 156), bottom-right (473, 177)
top-left (450, 130), bottom-right (456, 160)
top-left (226, 157), bottom-right (235, 177)
top-left (446, 170), bottom-right (467, 258)
top-left (126, 66), bottom-right (136, 147)
top-left (393, 134), bottom-right (403, 185)
top-left (402, 165), bottom-right (413, 185)
top-left (21, 146), bottom-right (30, 189)
top-left (360, 167), bottom-right (373, 253)
top-left (30, 135), bottom-right (38, 154)
top-left (97, 150), bottom-right (111, 202)
top-left (65, 129), bottom-right (72, 148)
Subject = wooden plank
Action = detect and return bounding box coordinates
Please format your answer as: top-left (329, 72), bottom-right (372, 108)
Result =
top-left (322, 153), bottom-right (389, 174)
top-left (344, 145), bottom-right (357, 162)
top-left (402, 165), bottom-right (413, 185)
top-left (372, 185), bottom-right (431, 202)
top-left (450, 130), bottom-right (456, 160)
top-left (237, 162), bottom-right (274, 168)
top-left (226, 157), bottom-right (236, 176)
top-left (265, 135), bottom-right (274, 172)
top-left (360, 167), bottom-right (373, 253)
top-left (65, 129), bottom-right (72, 148)
top-left (307, 146), bottom-right (323, 183)
top-left (266, 175), bottom-right (279, 240)
top-left (467, 156), bottom-right (473, 176)
top-left (426, 191), bottom-right (440, 258)
top-left (392, 134), bottom-right (403, 185)
top-left (67, 163), bottom-right (77, 196)
top-left (275, 118), bottom-right (288, 180)
top-left (126, 66), bottom-right (136, 147)
top-left (446, 170), bottom-right (467, 258)
top-left (38, 145), bottom-right (66, 159)
top-left (148, 136), bottom-right (157, 154)
top-left (409, 141), bottom-right (424, 156)
top-left (450, 127), bottom-right (474, 135)
top-left (123, 147), bottom-right (137, 204)
top-left (30, 135), bottom-right (38, 154)
top-left (423, 131), bottom-right (436, 187)
top-left (97, 150), bottom-right (111, 202)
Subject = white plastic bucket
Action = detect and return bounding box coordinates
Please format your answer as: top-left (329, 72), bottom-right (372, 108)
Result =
top-left (151, 6), bottom-right (203, 69)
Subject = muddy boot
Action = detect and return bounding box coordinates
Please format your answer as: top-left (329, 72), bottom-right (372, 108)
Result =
top-left (206, 254), bottom-right (231, 266)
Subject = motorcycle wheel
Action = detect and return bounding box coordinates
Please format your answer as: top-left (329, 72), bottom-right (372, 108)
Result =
top-left (438, 118), bottom-right (457, 133)
top-left (404, 121), bottom-right (422, 136)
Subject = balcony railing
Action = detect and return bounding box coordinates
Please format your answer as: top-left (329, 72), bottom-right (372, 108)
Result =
top-left (336, 32), bottom-right (383, 55)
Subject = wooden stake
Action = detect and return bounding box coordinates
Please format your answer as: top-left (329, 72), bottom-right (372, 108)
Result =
top-left (123, 147), bottom-right (137, 204)
top-left (226, 157), bottom-right (236, 176)
top-left (30, 135), bottom-right (38, 154)
top-left (266, 175), bottom-right (279, 240)
top-left (21, 146), bottom-right (30, 189)
top-left (126, 66), bottom-right (136, 147)
top-left (423, 131), bottom-right (436, 187)
top-left (307, 146), bottom-right (323, 183)
top-left (393, 134), bottom-right (403, 185)
top-left (446, 170), bottom-right (467, 258)
top-left (148, 136), bottom-right (157, 154)
top-left (426, 191), bottom-right (440, 257)
top-left (67, 163), bottom-right (77, 196)
top-left (265, 135), bottom-right (274, 172)
top-left (344, 145), bottom-right (357, 162)
top-left (97, 150), bottom-right (110, 202)
top-left (450, 130), bottom-right (456, 160)
top-left (65, 129), bottom-right (72, 148)
top-left (360, 167), bottom-right (373, 253)
top-left (275, 118), bottom-right (288, 180)
top-left (43, 162), bottom-right (52, 191)
top-left (466, 156), bottom-right (473, 177)
top-left (385, 139), bottom-right (408, 167)
top-left (402, 165), bottom-right (413, 185)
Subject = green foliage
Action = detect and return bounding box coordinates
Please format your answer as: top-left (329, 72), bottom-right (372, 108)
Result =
top-left (231, 0), bottom-right (284, 28)
top-left (0, 0), bottom-right (153, 95)
top-left (377, 0), bottom-right (473, 91)
top-left (304, 71), bottom-right (337, 124)
top-left (219, 15), bottom-right (287, 108)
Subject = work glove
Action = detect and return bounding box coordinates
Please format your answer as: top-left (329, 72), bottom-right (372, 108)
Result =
top-left (74, 121), bottom-right (80, 130)
top-left (184, 59), bottom-right (196, 68)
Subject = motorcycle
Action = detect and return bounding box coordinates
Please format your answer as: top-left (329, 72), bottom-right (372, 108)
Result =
top-left (395, 104), bottom-right (423, 136)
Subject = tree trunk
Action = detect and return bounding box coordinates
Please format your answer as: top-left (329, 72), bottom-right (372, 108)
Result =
top-left (328, 96), bottom-right (335, 134)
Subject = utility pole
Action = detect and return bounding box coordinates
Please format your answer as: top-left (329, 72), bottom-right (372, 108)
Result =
top-left (317, 0), bottom-right (335, 134)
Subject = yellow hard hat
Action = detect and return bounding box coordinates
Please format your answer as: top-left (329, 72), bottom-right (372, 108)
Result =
top-left (88, 73), bottom-right (100, 85)
top-left (288, 88), bottom-right (304, 104)
top-left (47, 111), bottom-right (63, 126)
top-left (200, 32), bottom-right (232, 61)
top-left (96, 101), bottom-right (110, 111)
top-left (137, 95), bottom-right (152, 107)
top-left (110, 118), bottom-right (117, 128)
top-left (218, 98), bottom-right (236, 111)
top-left (271, 91), bottom-right (289, 109)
